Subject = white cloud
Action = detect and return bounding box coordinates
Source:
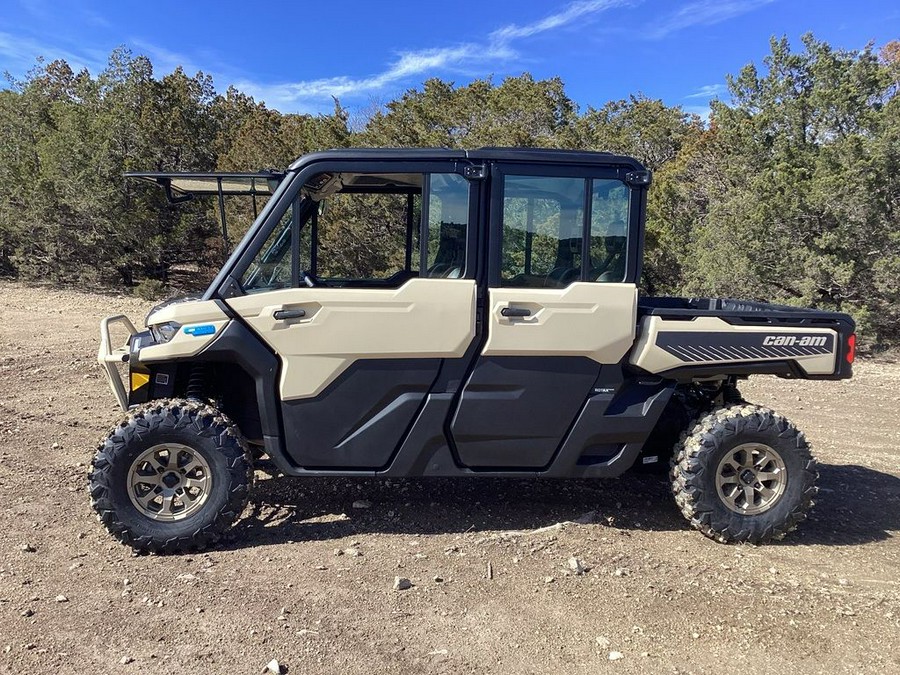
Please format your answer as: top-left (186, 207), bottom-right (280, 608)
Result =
top-left (685, 83), bottom-right (728, 99)
top-left (235, 0), bottom-right (629, 111)
top-left (234, 0), bottom-right (768, 111)
top-left (0, 31), bottom-right (105, 77)
top-left (0, 0), bottom-right (774, 113)
top-left (490, 0), bottom-right (623, 41)
top-left (647, 0), bottom-right (775, 39)
top-left (234, 43), bottom-right (499, 107)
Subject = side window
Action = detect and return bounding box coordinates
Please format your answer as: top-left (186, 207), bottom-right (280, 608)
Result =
top-left (424, 173), bottom-right (470, 278)
top-left (301, 170), bottom-right (469, 287)
top-left (500, 176), bottom-right (585, 288)
top-left (499, 174), bottom-right (631, 287)
top-left (589, 180), bottom-right (630, 283)
top-left (240, 169), bottom-right (471, 292)
top-left (316, 190), bottom-right (419, 282)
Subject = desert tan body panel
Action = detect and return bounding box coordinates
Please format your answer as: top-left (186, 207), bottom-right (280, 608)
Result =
top-left (226, 278), bottom-right (477, 400)
top-left (631, 315), bottom-right (838, 375)
top-left (139, 300), bottom-right (231, 362)
top-left (145, 299), bottom-right (228, 326)
top-left (139, 319), bottom-right (230, 361)
top-left (483, 282), bottom-right (638, 364)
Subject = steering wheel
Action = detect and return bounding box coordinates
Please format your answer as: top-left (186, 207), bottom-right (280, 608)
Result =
top-left (299, 270), bottom-right (318, 288)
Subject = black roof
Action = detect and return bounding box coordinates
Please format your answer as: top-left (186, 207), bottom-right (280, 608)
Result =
top-left (287, 147), bottom-right (643, 172)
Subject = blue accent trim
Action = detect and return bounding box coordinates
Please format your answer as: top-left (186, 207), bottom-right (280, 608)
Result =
top-left (184, 324), bottom-right (216, 337)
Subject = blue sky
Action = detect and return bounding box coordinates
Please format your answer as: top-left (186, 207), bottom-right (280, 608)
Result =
top-left (0, 0), bottom-right (897, 118)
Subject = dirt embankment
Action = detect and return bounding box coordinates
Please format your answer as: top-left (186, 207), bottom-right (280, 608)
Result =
top-left (0, 282), bottom-right (898, 674)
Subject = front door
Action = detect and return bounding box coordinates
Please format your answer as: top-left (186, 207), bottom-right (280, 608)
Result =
top-left (225, 164), bottom-right (479, 469)
top-left (450, 165), bottom-right (639, 469)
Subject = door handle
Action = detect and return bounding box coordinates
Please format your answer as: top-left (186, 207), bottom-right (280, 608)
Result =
top-left (500, 306), bottom-right (531, 318)
top-left (273, 308), bottom-right (306, 320)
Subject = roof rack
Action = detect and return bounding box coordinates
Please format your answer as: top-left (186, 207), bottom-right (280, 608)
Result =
top-left (125, 171), bottom-right (285, 254)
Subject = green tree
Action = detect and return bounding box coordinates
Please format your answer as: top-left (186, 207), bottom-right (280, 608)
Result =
top-left (576, 94), bottom-right (704, 171)
top-left (686, 34), bottom-right (899, 346)
top-left (362, 74), bottom-right (579, 148)
top-left (576, 95), bottom-right (706, 293)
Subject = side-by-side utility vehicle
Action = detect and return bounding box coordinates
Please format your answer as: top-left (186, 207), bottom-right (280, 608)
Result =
top-left (91, 148), bottom-right (855, 552)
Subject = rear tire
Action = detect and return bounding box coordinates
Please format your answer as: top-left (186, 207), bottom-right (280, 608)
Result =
top-left (671, 404), bottom-right (817, 544)
top-left (89, 399), bottom-right (252, 553)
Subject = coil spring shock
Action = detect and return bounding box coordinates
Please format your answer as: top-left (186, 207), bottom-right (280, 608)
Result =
top-left (186, 363), bottom-right (207, 401)
top-left (722, 377), bottom-right (744, 405)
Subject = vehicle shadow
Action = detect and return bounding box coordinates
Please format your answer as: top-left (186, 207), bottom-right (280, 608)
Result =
top-left (228, 471), bottom-right (678, 548)
top-left (778, 463), bottom-right (900, 547)
top-left (225, 462), bottom-right (900, 550)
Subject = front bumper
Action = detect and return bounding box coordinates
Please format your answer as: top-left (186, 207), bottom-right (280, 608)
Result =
top-left (97, 315), bottom-right (138, 411)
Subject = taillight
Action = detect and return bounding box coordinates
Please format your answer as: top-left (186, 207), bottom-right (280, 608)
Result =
top-left (846, 333), bottom-right (856, 364)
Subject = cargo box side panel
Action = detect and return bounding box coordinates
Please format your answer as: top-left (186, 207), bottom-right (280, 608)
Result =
top-left (630, 316), bottom-right (838, 376)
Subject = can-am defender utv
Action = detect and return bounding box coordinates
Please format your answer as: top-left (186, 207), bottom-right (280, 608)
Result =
top-left (91, 148), bottom-right (856, 553)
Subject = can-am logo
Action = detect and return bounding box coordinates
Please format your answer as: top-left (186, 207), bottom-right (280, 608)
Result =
top-left (763, 335), bottom-right (828, 347)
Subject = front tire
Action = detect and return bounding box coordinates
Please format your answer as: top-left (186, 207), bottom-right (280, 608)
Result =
top-left (671, 404), bottom-right (817, 544)
top-left (89, 399), bottom-right (252, 553)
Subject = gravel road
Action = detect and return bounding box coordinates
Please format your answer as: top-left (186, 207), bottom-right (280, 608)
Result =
top-left (1, 282), bottom-right (898, 674)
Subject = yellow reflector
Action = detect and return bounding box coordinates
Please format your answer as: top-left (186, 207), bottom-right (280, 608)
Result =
top-left (131, 372), bottom-right (150, 390)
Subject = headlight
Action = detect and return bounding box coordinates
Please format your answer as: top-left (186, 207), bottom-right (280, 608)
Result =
top-left (150, 321), bottom-right (181, 344)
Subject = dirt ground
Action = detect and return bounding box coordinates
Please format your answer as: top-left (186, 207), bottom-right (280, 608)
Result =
top-left (0, 281), bottom-right (898, 675)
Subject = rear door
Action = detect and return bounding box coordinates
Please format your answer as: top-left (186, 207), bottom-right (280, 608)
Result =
top-left (450, 163), bottom-right (640, 469)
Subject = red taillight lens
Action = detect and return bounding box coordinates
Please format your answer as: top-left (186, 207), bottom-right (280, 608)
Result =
top-left (846, 334), bottom-right (856, 364)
